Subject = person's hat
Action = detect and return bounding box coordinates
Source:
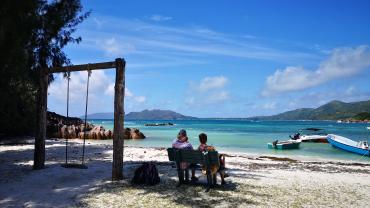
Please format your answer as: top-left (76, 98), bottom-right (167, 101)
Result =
top-left (178, 129), bottom-right (187, 136)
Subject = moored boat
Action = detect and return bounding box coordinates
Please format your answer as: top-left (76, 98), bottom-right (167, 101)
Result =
top-left (326, 134), bottom-right (369, 156)
top-left (291, 128), bottom-right (328, 143)
top-left (268, 140), bottom-right (301, 150)
top-left (299, 134), bottom-right (328, 143)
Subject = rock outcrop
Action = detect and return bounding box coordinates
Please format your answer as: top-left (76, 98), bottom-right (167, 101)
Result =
top-left (47, 111), bottom-right (145, 140)
top-left (124, 128), bottom-right (146, 139)
top-left (47, 111), bottom-right (90, 138)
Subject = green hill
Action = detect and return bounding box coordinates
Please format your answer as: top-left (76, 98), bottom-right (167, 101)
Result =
top-left (84, 112), bottom-right (114, 119)
top-left (126, 109), bottom-right (196, 120)
top-left (84, 110), bottom-right (196, 120)
top-left (352, 112), bottom-right (370, 121)
top-left (250, 100), bottom-right (370, 120)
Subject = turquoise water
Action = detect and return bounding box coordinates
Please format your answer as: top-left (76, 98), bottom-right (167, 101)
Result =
top-left (90, 119), bottom-right (370, 162)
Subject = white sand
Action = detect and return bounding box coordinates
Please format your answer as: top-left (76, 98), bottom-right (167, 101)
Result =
top-left (0, 139), bottom-right (369, 208)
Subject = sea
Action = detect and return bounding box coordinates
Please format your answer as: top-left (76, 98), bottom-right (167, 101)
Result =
top-left (89, 119), bottom-right (370, 162)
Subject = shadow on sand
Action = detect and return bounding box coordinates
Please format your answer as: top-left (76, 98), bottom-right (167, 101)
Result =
top-left (0, 141), bottom-right (268, 207)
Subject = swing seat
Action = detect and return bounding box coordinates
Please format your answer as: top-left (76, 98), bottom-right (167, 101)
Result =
top-left (61, 163), bottom-right (88, 169)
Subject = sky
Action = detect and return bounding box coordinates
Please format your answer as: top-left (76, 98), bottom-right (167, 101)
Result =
top-left (48, 0), bottom-right (370, 118)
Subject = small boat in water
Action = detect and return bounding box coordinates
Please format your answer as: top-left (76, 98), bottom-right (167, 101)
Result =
top-left (327, 134), bottom-right (369, 156)
top-left (299, 134), bottom-right (328, 143)
top-left (268, 140), bottom-right (301, 150)
top-left (290, 128), bottom-right (328, 143)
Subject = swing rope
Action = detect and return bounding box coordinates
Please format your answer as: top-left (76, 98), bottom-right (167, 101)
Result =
top-left (62, 68), bottom-right (90, 169)
top-left (65, 70), bottom-right (70, 165)
top-left (82, 67), bottom-right (91, 165)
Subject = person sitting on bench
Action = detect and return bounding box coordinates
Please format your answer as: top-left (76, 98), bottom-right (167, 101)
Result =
top-left (172, 129), bottom-right (198, 181)
top-left (198, 133), bottom-right (227, 185)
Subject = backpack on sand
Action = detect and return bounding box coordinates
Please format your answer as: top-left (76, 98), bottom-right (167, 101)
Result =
top-left (131, 162), bottom-right (160, 185)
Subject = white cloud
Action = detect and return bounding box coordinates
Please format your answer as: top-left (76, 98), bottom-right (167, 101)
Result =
top-left (48, 71), bottom-right (146, 116)
top-left (49, 70), bottom-right (112, 103)
top-left (126, 89), bottom-right (146, 103)
top-left (96, 37), bottom-right (136, 58)
top-left (197, 76), bottom-right (228, 92)
top-left (105, 84), bottom-right (137, 100)
top-left (262, 102), bottom-right (277, 110)
top-left (256, 87), bottom-right (370, 116)
top-left (185, 97), bottom-right (195, 105)
top-left (262, 46), bottom-right (370, 96)
top-left (187, 76), bottom-right (230, 105)
top-left (102, 38), bottom-right (122, 57)
top-left (251, 101), bottom-right (277, 111)
top-left (303, 87), bottom-right (370, 106)
top-left (149, 15), bottom-right (172, 22)
top-left (206, 91), bottom-right (230, 103)
top-left (125, 88), bottom-right (133, 97)
top-left (344, 86), bottom-right (356, 96)
top-left (134, 96), bottom-right (146, 103)
top-left (104, 83), bottom-right (115, 96)
top-left (48, 71), bottom-right (114, 115)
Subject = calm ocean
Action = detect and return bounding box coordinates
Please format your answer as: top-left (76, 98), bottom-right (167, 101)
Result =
top-left (90, 119), bottom-right (370, 162)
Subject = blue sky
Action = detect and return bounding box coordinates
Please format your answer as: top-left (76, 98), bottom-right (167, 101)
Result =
top-left (48, 0), bottom-right (370, 118)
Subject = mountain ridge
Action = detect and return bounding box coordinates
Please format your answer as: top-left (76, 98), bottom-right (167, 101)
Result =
top-left (84, 109), bottom-right (196, 120)
top-left (249, 100), bottom-right (370, 120)
top-left (83, 100), bottom-right (370, 120)
top-left (126, 109), bottom-right (196, 120)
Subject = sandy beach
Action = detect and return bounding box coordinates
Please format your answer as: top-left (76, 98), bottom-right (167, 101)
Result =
top-left (0, 139), bottom-right (369, 208)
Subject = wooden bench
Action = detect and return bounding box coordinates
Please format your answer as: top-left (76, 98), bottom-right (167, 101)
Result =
top-left (167, 148), bottom-right (220, 191)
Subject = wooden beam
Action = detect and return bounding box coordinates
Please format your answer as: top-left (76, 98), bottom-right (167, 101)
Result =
top-left (112, 58), bottom-right (125, 180)
top-left (34, 68), bottom-right (48, 169)
top-left (48, 61), bottom-right (116, 73)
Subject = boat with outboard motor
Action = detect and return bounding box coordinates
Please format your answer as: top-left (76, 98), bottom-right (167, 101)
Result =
top-left (290, 128), bottom-right (328, 143)
top-left (298, 134), bottom-right (328, 143)
top-left (267, 139), bottom-right (301, 150)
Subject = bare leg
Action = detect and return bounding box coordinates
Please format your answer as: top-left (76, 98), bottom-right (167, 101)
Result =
top-left (185, 169), bottom-right (190, 183)
top-left (220, 172), bottom-right (225, 185)
top-left (191, 167), bottom-right (199, 182)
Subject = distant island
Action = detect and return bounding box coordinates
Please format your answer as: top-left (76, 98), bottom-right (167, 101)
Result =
top-left (83, 112), bottom-right (115, 119)
top-left (126, 109), bottom-right (196, 120)
top-left (84, 109), bottom-right (196, 120)
top-left (249, 100), bottom-right (370, 121)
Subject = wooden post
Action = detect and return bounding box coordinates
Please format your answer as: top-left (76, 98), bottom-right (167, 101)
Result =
top-left (112, 58), bottom-right (125, 180)
top-left (34, 68), bottom-right (48, 169)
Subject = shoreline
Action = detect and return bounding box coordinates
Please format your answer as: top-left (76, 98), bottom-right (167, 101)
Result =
top-left (124, 145), bottom-right (370, 164)
top-left (75, 138), bottom-right (370, 164)
top-left (2, 137), bottom-right (369, 164)
top-left (1, 139), bottom-right (369, 207)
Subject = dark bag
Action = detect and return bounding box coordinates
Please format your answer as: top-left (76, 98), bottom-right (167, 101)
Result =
top-left (131, 162), bottom-right (160, 185)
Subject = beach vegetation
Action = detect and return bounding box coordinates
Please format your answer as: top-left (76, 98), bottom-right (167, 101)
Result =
top-left (352, 112), bottom-right (370, 121)
top-left (0, 0), bottom-right (88, 136)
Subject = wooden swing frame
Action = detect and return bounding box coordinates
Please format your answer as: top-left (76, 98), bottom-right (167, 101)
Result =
top-left (33, 58), bottom-right (125, 181)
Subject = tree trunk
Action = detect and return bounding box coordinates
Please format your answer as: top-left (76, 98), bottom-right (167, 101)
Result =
top-left (112, 58), bottom-right (125, 180)
top-left (34, 69), bottom-right (48, 169)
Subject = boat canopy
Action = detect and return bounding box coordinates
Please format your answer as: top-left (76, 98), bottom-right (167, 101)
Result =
top-left (304, 128), bottom-right (323, 131)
